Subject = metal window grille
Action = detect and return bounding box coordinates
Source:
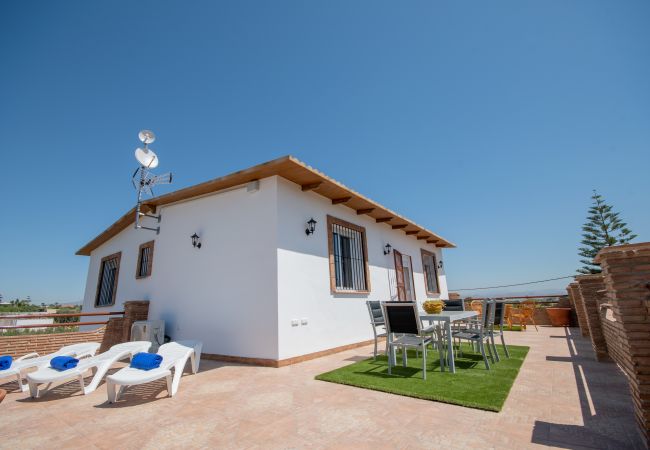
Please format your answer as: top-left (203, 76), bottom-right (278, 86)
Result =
top-left (97, 257), bottom-right (119, 306)
top-left (423, 254), bottom-right (439, 293)
top-left (138, 246), bottom-right (151, 277)
top-left (332, 222), bottom-right (367, 291)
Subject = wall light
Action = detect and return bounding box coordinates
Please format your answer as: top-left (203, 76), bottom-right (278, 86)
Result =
top-left (305, 218), bottom-right (317, 236)
top-left (383, 243), bottom-right (392, 255)
top-left (437, 260), bottom-right (443, 269)
top-left (191, 233), bottom-right (202, 249)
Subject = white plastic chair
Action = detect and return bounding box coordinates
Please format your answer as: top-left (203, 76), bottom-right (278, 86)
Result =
top-left (106, 340), bottom-right (202, 403)
top-left (0, 342), bottom-right (101, 392)
top-left (27, 341), bottom-right (152, 398)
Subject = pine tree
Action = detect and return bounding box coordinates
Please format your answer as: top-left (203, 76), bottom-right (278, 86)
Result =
top-left (578, 190), bottom-right (637, 274)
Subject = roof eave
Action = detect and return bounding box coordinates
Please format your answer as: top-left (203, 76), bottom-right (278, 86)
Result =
top-left (76, 155), bottom-right (456, 255)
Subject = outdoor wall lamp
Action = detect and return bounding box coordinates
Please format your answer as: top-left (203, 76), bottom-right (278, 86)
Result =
top-left (437, 260), bottom-right (444, 269)
top-left (305, 218), bottom-right (317, 236)
top-left (384, 243), bottom-right (392, 255)
top-left (191, 233), bottom-right (202, 249)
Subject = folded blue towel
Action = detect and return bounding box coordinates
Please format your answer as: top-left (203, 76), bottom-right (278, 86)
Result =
top-left (130, 352), bottom-right (162, 371)
top-left (0, 355), bottom-right (12, 370)
top-left (50, 356), bottom-right (79, 371)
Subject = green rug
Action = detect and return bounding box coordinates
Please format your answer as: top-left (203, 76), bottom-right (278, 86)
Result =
top-left (316, 343), bottom-right (529, 412)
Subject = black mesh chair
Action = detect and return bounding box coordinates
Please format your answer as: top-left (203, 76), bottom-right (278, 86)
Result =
top-left (366, 301), bottom-right (388, 359)
top-left (451, 299), bottom-right (496, 370)
top-left (443, 299), bottom-right (465, 311)
top-left (489, 301), bottom-right (510, 360)
top-left (381, 302), bottom-right (435, 380)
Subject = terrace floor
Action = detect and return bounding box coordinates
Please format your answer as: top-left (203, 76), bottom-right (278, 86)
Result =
top-left (0, 326), bottom-right (645, 449)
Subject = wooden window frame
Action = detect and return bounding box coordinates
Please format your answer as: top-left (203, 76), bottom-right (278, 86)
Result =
top-left (135, 240), bottom-right (155, 279)
top-left (420, 248), bottom-right (440, 296)
top-left (94, 251), bottom-right (121, 308)
top-left (327, 215), bottom-right (371, 294)
top-left (394, 249), bottom-right (416, 301)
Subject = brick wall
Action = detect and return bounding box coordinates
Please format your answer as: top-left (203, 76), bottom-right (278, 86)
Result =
top-left (596, 242), bottom-right (650, 445)
top-left (567, 283), bottom-right (584, 332)
top-left (0, 327), bottom-right (106, 358)
top-left (569, 283), bottom-right (591, 338)
top-left (575, 275), bottom-right (609, 361)
top-left (600, 305), bottom-right (627, 370)
top-left (0, 300), bottom-right (150, 358)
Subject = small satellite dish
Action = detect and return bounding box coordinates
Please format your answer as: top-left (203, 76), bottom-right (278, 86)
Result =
top-left (138, 130), bottom-right (156, 144)
top-left (135, 147), bottom-right (159, 168)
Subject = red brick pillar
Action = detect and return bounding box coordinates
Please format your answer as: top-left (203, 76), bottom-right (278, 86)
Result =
top-left (99, 317), bottom-right (125, 353)
top-left (575, 274), bottom-right (609, 361)
top-left (122, 301), bottom-right (150, 342)
top-left (568, 282), bottom-right (590, 337)
top-left (596, 243), bottom-right (650, 445)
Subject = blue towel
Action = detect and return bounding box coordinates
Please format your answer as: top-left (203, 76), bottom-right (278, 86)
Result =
top-left (130, 352), bottom-right (162, 371)
top-left (50, 356), bottom-right (79, 371)
top-left (0, 355), bottom-right (12, 370)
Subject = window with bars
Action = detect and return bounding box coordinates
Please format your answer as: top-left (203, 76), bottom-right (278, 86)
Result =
top-left (421, 249), bottom-right (440, 295)
top-left (327, 216), bottom-right (370, 293)
top-left (95, 252), bottom-right (121, 307)
top-left (136, 241), bottom-right (155, 279)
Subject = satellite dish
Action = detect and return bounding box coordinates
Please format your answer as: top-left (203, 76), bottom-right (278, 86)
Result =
top-left (138, 130), bottom-right (156, 144)
top-left (135, 147), bottom-right (159, 168)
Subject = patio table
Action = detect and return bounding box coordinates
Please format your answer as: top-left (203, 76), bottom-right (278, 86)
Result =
top-left (420, 310), bottom-right (478, 374)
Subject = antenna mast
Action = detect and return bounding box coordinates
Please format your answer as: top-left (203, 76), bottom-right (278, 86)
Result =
top-left (132, 130), bottom-right (172, 233)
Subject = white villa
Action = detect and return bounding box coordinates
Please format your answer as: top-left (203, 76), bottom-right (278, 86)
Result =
top-left (77, 156), bottom-right (455, 366)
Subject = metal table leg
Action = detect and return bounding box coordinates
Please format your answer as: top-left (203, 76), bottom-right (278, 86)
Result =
top-left (446, 320), bottom-right (456, 373)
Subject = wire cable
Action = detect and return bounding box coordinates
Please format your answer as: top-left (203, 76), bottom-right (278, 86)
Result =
top-left (451, 275), bottom-right (575, 291)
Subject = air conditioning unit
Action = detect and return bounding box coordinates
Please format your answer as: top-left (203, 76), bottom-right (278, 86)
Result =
top-left (131, 320), bottom-right (165, 352)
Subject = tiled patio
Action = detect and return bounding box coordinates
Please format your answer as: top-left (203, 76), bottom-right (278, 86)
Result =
top-left (0, 327), bottom-right (644, 449)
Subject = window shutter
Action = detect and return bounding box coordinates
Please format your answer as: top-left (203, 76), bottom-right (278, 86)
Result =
top-left (394, 249), bottom-right (406, 301)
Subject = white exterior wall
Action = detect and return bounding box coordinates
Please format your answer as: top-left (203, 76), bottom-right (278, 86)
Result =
top-left (80, 175), bottom-right (449, 362)
top-left (275, 177), bottom-right (447, 360)
top-left (81, 177), bottom-right (280, 359)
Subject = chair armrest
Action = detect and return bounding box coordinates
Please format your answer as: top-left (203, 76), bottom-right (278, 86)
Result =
top-left (17, 352), bottom-right (39, 361)
top-left (422, 325), bottom-right (437, 334)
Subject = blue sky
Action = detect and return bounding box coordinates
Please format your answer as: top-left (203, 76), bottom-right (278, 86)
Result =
top-left (1, 1), bottom-right (648, 302)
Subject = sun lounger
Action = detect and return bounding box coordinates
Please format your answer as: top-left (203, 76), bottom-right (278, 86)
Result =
top-left (0, 342), bottom-right (101, 392)
top-left (106, 340), bottom-right (202, 403)
top-left (27, 341), bottom-right (152, 398)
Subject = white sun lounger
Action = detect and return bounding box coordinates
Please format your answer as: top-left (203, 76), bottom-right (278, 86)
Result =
top-left (106, 340), bottom-right (202, 403)
top-left (27, 341), bottom-right (152, 398)
top-left (0, 342), bottom-right (101, 392)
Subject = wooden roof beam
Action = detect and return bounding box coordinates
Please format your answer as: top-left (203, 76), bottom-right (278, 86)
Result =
top-left (417, 235), bottom-right (429, 240)
top-left (301, 182), bottom-right (322, 192)
top-left (392, 224), bottom-right (407, 229)
top-left (405, 230), bottom-right (419, 235)
top-left (331, 196), bottom-right (352, 205)
top-left (426, 239), bottom-right (439, 244)
top-left (376, 217), bottom-right (393, 223)
top-left (356, 208), bottom-right (375, 215)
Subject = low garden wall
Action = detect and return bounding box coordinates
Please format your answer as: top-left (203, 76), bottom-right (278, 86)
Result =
top-left (0, 326), bottom-right (107, 358)
top-left (0, 300), bottom-right (149, 358)
top-left (594, 242), bottom-right (650, 445)
top-left (575, 274), bottom-right (609, 361)
top-left (462, 297), bottom-right (576, 327)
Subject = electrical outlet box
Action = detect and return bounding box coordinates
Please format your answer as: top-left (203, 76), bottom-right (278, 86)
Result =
top-left (301, 318), bottom-right (308, 325)
top-left (291, 319), bottom-right (300, 327)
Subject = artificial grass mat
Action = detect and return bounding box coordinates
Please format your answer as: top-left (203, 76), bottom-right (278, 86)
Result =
top-left (315, 343), bottom-right (529, 412)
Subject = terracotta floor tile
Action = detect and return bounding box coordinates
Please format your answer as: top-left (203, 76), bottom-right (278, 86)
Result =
top-left (0, 326), bottom-right (644, 449)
